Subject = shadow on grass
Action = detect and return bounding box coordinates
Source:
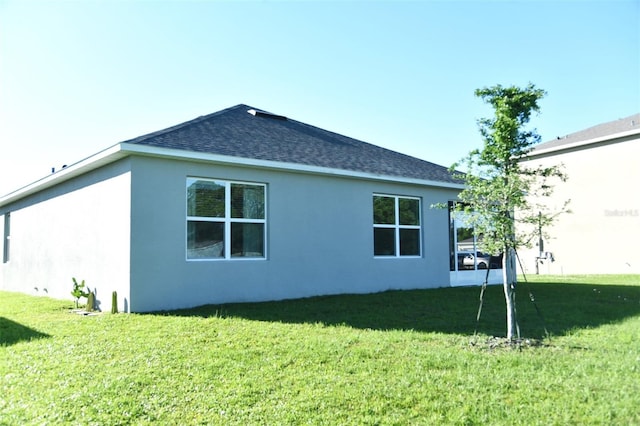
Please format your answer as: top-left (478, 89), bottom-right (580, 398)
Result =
top-left (164, 282), bottom-right (640, 338)
top-left (0, 317), bottom-right (50, 346)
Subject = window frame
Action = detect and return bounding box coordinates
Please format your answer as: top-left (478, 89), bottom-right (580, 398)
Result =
top-left (373, 194), bottom-right (422, 258)
top-left (3, 212), bottom-right (10, 264)
top-left (448, 201), bottom-right (502, 271)
top-left (186, 178), bottom-right (267, 261)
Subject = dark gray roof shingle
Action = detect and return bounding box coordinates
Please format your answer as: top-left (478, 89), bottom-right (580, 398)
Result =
top-left (533, 113), bottom-right (640, 152)
top-left (124, 104), bottom-right (460, 184)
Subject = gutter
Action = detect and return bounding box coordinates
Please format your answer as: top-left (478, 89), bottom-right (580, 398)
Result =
top-left (0, 144), bottom-right (128, 208)
top-left (0, 144), bottom-right (463, 209)
top-left (119, 143), bottom-right (466, 190)
top-left (523, 127), bottom-right (640, 161)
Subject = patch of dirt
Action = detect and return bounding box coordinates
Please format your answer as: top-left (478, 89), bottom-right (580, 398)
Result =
top-left (469, 336), bottom-right (549, 351)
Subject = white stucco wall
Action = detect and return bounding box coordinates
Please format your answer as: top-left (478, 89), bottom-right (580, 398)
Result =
top-left (128, 156), bottom-right (459, 312)
top-left (518, 136), bottom-right (640, 275)
top-left (0, 161), bottom-right (132, 312)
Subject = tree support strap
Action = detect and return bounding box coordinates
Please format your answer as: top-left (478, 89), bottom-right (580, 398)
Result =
top-left (474, 251), bottom-right (550, 339)
top-left (515, 250), bottom-right (550, 339)
top-left (473, 264), bottom-right (492, 336)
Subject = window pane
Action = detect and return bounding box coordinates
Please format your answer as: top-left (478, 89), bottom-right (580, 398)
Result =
top-left (231, 184), bottom-right (265, 219)
top-left (187, 179), bottom-right (225, 218)
top-left (455, 226), bottom-right (474, 270)
top-left (374, 228), bottom-right (396, 256)
top-left (373, 196), bottom-right (395, 224)
top-left (400, 229), bottom-right (420, 256)
top-left (231, 223), bottom-right (265, 257)
top-left (399, 198), bottom-right (420, 225)
top-left (187, 221), bottom-right (224, 259)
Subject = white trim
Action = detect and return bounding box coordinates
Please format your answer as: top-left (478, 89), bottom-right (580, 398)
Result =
top-left (2, 212), bottom-right (10, 263)
top-left (186, 178), bottom-right (267, 261)
top-left (524, 127), bottom-right (640, 160)
top-left (0, 142), bottom-right (464, 208)
top-left (0, 144), bottom-right (128, 206)
top-left (120, 143), bottom-right (465, 189)
top-left (373, 194), bottom-right (422, 258)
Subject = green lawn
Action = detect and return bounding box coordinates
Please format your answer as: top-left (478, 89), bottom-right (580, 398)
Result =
top-left (1, 275), bottom-right (639, 425)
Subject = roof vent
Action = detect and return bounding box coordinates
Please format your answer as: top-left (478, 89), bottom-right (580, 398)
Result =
top-left (247, 109), bottom-right (287, 121)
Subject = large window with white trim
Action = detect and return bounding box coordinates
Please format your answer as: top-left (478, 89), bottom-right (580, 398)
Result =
top-left (187, 178), bottom-right (266, 260)
top-left (373, 194), bottom-right (421, 257)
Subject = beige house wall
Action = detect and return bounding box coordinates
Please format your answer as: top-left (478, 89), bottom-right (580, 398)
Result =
top-left (518, 136), bottom-right (640, 275)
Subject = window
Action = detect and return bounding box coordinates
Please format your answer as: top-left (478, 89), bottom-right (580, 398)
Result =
top-left (448, 201), bottom-right (502, 271)
top-left (187, 178), bottom-right (266, 260)
top-left (3, 213), bottom-right (9, 263)
top-left (373, 195), bottom-right (421, 257)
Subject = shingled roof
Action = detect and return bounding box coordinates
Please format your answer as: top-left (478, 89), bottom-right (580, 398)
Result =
top-left (530, 113), bottom-right (640, 154)
top-left (124, 104), bottom-right (460, 184)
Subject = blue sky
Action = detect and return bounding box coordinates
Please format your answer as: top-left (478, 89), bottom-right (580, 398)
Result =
top-left (1, 0), bottom-right (638, 196)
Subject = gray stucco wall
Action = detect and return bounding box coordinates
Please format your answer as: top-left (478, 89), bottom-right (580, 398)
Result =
top-left (0, 160), bottom-right (132, 312)
top-left (129, 156), bottom-right (459, 312)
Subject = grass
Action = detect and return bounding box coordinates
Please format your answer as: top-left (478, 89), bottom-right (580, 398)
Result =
top-left (1, 275), bottom-right (639, 425)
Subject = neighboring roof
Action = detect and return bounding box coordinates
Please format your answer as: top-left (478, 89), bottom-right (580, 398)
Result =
top-left (527, 113), bottom-right (640, 158)
top-left (123, 104), bottom-right (460, 184)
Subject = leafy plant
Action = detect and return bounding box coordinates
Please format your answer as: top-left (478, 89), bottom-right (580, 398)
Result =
top-left (451, 83), bottom-right (569, 340)
top-left (70, 277), bottom-right (89, 309)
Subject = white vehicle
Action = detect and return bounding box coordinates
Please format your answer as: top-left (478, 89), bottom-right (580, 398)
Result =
top-left (457, 251), bottom-right (491, 269)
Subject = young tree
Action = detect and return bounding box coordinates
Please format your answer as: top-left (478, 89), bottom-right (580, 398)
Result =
top-left (452, 83), bottom-right (568, 340)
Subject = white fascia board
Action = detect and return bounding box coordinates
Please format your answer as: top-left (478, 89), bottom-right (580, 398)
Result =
top-left (524, 127), bottom-right (640, 160)
top-left (0, 144), bottom-right (128, 207)
top-left (119, 143), bottom-right (466, 190)
top-left (0, 143), bottom-right (463, 208)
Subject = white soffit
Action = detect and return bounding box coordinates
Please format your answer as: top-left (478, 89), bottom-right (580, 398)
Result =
top-left (119, 143), bottom-right (465, 190)
top-left (0, 143), bottom-right (463, 207)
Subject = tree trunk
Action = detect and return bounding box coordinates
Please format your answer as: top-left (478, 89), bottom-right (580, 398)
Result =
top-left (502, 247), bottom-right (518, 340)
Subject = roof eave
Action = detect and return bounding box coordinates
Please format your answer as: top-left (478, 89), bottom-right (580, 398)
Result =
top-left (524, 127), bottom-right (640, 160)
top-left (0, 144), bottom-right (128, 208)
top-left (120, 143), bottom-right (465, 189)
top-left (0, 143), bottom-right (463, 208)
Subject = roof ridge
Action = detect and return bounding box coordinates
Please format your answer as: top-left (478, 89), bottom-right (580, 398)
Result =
top-left (117, 103), bottom-right (459, 184)
top-left (122, 104), bottom-right (252, 144)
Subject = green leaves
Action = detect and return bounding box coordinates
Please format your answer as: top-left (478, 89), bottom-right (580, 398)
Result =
top-left (70, 278), bottom-right (89, 309)
top-left (454, 83), bottom-right (567, 255)
top-left (474, 83), bottom-right (546, 165)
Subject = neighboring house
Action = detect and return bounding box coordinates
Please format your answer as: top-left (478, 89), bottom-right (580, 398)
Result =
top-left (518, 113), bottom-right (640, 275)
top-left (0, 104), bottom-right (499, 313)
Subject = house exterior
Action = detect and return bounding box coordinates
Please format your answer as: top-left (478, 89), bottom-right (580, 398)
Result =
top-left (518, 113), bottom-right (640, 275)
top-left (0, 105), bottom-right (499, 312)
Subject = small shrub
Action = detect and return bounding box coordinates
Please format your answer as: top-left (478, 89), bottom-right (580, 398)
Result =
top-left (71, 278), bottom-right (89, 309)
